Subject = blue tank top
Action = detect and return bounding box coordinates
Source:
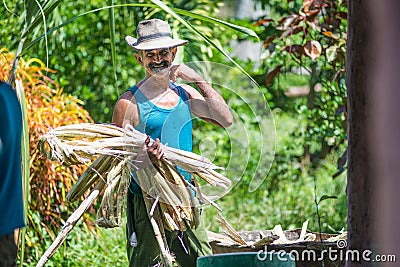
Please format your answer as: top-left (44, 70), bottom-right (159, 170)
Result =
top-left (128, 83), bottom-right (193, 194)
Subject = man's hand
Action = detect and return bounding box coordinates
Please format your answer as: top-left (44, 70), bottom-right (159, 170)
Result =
top-left (145, 136), bottom-right (164, 161)
top-left (169, 64), bottom-right (202, 83)
top-left (169, 64), bottom-right (233, 128)
top-left (133, 136), bottom-right (164, 170)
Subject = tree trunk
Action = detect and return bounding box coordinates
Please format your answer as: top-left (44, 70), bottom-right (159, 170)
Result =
top-left (346, 0), bottom-right (373, 266)
top-left (304, 63), bottom-right (317, 165)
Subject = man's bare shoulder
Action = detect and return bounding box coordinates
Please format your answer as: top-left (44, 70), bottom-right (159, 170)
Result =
top-left (112, 90), bottom-right (139, 127)
top-left (177, 83), bottom-right (203, 99)
top-left (118, 90), bottom-right (135, 101)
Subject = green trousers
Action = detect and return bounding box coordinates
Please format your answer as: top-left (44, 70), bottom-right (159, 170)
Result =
top-left (126, 192), bottom-right (212, 267)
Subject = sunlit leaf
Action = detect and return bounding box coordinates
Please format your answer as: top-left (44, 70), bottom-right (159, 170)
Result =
top-left (265, 66), bottom-right (282, 87)
top-left (337, 11), bottom-right (348, 20)
top-left (326, 45), bottom-right (337, 62)
top-left (263, 36), bottom-right (275, 48)
top-left (172, 7), bottom-right (259, 41)
top-left (23, 0), bottom-right (62, 37)
top-left (108, 0), bottom-right (117, 81)
top-left (254, 18), bottom-right (274, 26)
top-left (318, 195), bottom-right (338, 204)
top-left (322, 31), bottom-right (340, 39)
top-left (283, 44), bottom-right (304, 58)
top-left (3, 0), bottom-right (16, 15)
top-left (304, 40), bottom-right (321, 60)
top-left (22, 4), bottom-right (153, 53)
top-left (15, 79), bottom-right (29, 267)
top-left (277, 15), bottom-right (299, 30)
top-left (303, 0), bottom-right (324, 13)
top-left (304, 9), bottom-right (320, 17)
top-left (322, 31), bottom-right (333, 38)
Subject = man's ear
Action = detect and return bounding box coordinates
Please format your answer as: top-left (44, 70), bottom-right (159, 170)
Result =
top-left (170, 47), bottom-right (178, 60)
top-left (135, 53), bottom-right (143, 65)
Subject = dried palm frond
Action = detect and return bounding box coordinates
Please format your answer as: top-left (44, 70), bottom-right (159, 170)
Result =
top-left (216, 212), bottom-right (248, 246)
top-left (66, 155), bottom-right (115, 202)
top-left (96, 157), bottom-right (131, 228)
top-left (39, 123), bottom-right (231, 229)
top-left (38, 122), bottom-right (233, 267)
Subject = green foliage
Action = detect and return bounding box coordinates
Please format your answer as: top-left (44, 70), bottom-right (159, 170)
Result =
top-left (1, 49), bottom-right (97, 265)
top-left (188, 54), bottom-right (347, 233)
top-left (21, 219), bottom-right (128, 266)
top-left (258, 0), bottom-right (348, 156)
top-left (202, 112), bottom-right (347, 233)
top-left (2, 0), bottom-right (256, 122)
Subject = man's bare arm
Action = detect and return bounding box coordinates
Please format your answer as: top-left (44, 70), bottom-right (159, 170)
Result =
top-left (169, 64), bottom-right (233, 128)
top-left (112, 91), bottom-right (139, 128)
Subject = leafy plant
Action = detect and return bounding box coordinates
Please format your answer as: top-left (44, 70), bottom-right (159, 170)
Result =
top-left (202, 111), bottom-right (347, 233)
top-left (255, 0), bottom-right (347, 171)
top-left (0, 48), bottom-right (93, 262)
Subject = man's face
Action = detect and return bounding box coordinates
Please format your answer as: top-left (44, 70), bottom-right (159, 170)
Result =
top-left (136, 48), bottom-right (176, 76)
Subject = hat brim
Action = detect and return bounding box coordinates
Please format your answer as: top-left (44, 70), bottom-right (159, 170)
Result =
top-left (126, 36), bottom-right (188, 51)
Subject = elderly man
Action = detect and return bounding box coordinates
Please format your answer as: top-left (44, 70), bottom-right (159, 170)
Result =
top-left (112, 19), bottom-right (232, 266)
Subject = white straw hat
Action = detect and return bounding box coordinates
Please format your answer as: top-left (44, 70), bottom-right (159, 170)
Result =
top-left (126, 19), bottom-right (188, 50)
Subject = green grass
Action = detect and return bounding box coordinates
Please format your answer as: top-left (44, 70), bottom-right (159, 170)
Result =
top-left (22, 224), bottom-right (128, 266)
top-left (277, 72), bottom-right (310, 89)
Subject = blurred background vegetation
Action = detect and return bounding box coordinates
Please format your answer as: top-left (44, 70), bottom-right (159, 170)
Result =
top-left (1, 0), bottom-right (347, 265)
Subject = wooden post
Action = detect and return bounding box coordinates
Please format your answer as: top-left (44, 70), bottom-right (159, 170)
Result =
top-left (143, 195), bottom-right (174, 267)
top-left (370, 0), bottom-right (400, 263)
top-left (36, 181), bottom-right (105, 267)
top-left (346, 0), bottom-right (373, 265)
top-left (347, 0), bottom-right (400, 265)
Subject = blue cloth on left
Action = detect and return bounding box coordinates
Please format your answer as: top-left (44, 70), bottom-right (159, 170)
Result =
top-left (0, 82), bottom-right (25, 236)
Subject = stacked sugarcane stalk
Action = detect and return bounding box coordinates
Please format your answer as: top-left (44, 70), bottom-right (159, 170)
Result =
top-left (39, 123), bottom-right (230, 230)
top-left (136, 163), bottom-right (197, 231)
top-left (37, 123), bottom-right (231, 266)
